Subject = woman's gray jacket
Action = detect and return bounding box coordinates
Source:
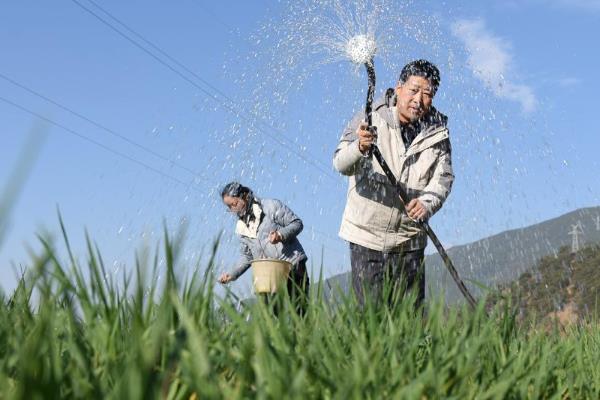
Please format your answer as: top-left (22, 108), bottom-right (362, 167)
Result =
top-left (229, 198), bottom-right (307, 280)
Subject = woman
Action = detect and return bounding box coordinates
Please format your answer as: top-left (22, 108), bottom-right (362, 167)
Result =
top-left (218, 182), bottom-right (309, 314)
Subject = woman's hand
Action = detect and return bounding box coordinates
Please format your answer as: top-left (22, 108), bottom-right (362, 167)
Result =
top-left (218, 272), bottom-right (233, 284)
top-left (268, 230), bottom-right (283, 244)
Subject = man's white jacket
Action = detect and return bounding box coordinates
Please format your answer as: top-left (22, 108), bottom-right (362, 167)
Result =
top-left (333, 89), bottom-right (454, 252)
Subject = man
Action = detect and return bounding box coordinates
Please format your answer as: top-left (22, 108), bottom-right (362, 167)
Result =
top-left (333, 59), bottom-right (454, 309)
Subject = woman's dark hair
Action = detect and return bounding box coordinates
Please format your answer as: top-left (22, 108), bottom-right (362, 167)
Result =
top-left (221, 181), bottom-right (251, 199)
top-left (399, 59), bottom-right (441, 94)
top-left (221, 181), bottom-right (257, 220)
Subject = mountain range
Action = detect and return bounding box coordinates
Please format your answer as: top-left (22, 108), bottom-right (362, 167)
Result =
top-left (323, 206), bottom-right (600, 304)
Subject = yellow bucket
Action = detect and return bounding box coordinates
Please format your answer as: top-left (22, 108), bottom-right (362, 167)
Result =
top-left (251, 259), bottom-right (291, 294)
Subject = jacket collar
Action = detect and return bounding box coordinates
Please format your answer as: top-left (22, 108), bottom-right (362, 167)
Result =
top-left (375, 87), bottom-right (448, 132)
top-left (374, 88), bottom-right (449, 154)
top-left (235, 203), bottom-right (263, 239)
top-left (404, 127), bottom-right (449, 157)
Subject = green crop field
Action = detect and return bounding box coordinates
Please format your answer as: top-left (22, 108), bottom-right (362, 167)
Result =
top-left (1, 222), bottom-right (599, 399)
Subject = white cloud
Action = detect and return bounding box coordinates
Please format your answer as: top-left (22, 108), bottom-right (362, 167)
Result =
top-left (451, 18), bottom-right (537, 113)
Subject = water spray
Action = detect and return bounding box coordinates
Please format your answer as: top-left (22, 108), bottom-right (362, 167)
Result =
top-left (348, 35), bottom-right (478, 309)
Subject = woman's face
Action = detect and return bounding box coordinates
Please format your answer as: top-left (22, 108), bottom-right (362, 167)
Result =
top-left (223, 195), bottom-right (247, 216)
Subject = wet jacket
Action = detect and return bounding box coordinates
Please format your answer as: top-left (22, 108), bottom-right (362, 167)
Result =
top-left (333, 89), bottom-right (454, 252)
top-left (230, 198), bottom-right (307, 280)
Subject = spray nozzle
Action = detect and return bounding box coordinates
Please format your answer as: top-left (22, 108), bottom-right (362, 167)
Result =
top-left (346, 34), bottom-right (377, 65)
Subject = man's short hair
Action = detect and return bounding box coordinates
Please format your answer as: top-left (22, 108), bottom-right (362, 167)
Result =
top-left (399, 59), bottom-right (440, 94)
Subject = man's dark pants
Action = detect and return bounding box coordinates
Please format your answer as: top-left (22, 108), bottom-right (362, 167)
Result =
top-left (350, 242), bottom-right (425, 309)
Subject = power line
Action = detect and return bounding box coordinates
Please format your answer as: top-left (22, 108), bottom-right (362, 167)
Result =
top-left (70, 0), bottom-right (338, 181)
top-left (69, 0), bottom-right (347, 246)
top-left (0, 72), bottom-right (332, 202)
top-left (3, 1), bottom-right (344, 251)
top-left (84, 0), bottom-right (334, 176)
top-left (1, 94), bottom-right (345, 248)
top-left (0, 70), bottom-right (346, 244)
top-left (192, 2), bottom-right (237, 32)
top-left (0, 95), bottom-right (192, 188)
top-left (0, 72), bottom-right (203, 180)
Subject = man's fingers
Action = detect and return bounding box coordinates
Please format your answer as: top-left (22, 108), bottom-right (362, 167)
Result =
top-left (359, 130), bottom-right (373, 139)
top-left (406, 199), bottom-right (427, 220)
top-left (409, 211), bottom-right (422, 220)
top-left (359, 131), bottom-right (374, 143)
top-left (358, 125), bottom-right (377, 153)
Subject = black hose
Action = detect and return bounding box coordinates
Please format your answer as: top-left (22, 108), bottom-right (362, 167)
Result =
top-left (363, 61), bottom-right (478, 310)
top-left (365, 60), bottom-right (376, 127)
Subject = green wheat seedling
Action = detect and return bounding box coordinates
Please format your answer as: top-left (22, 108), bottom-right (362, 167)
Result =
top-left (0, 220), bottom-right (599, 399)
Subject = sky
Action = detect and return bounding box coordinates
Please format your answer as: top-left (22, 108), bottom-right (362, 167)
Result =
top-left (1, 0), bottom-right (599, 297)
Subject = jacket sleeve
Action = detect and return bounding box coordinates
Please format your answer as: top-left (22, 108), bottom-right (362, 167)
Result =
top-left (333, 110), bottom-right (367, 176)
top-left (418, 139), bottom-right (454, 218)
top-left (230, 241), bottom-right (252, 280)
top-left (271, 199), bottom-right (303, 242)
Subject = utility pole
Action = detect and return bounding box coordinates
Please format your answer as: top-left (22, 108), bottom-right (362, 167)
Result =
top-left (595, 215), bottom-right (600, 231)
top-left (568, 221), bottom-right (584, 253)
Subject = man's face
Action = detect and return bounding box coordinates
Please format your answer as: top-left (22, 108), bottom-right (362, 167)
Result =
top-left (395, 75), bottom-right (434, 124)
